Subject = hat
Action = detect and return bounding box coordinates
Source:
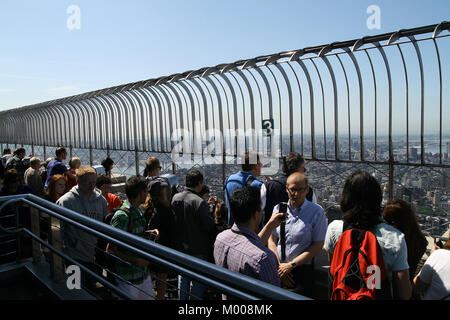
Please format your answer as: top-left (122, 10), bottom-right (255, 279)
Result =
top-left (147, 179), bottom-right (169, 196)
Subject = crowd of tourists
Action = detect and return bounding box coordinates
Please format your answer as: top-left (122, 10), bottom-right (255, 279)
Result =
top-left (0, 146), bottom-right (448, 301)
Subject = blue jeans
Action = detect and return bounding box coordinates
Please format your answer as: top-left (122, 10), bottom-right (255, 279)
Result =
top-left (178, 254), bottom-right (207, 300)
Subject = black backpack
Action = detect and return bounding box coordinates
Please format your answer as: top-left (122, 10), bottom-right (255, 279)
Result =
top-left (95, 206), bottom-right (133, 273)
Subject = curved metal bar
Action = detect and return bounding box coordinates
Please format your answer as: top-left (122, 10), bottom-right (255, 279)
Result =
top-left (67, 101), bottom-right (85, 149)
top-left (88, 97), bottom-right (108, 149)
top-left (295, 59), bottom-right (316, 159)
top-left (40, 108), bottom-right (54, 146)
top-left (235, 70), bottom-right (256, 149)
top-left (164, 82), bottom-right (186, 153)
top-left (396, 43), bottom-right (410, 162)
top-left (432, 38), bottom-right (443, 164)
top-left (83, 98), bottom-right (104, 150)
top-left (216, 73), bottom-right (238, 156)
top-left (123, 90), bottom-right (146, 151)
top-left (228, 71), bottom-right (247, 154)
top-left (310, 58), bottom-right (327, 159)
top-left (144, 86), bottom-right (165, 152)
top-left (202, 76), bottom-right (225, 157)
top-left (320, 55), bottom-right (339, 160)
top-left (285, 62), bottom-right (304, 154)
top-left (153, 85), bottom-right (175, 152)
top-left (408, 36), bottom-right (425, 164)
top-left (363, 49), bottom-right (378, 161)
top-left (108, 93), bottom-right (129, 150)
top-left (335, 54), bottom-right (351, 160)
top-left (78, 99), bottom-right (97, 149)
top-left (190, 78), bottom-right (210, 147)
top-left (273, 64), bottom-right (294, 152)
top-left (135, 87), bottom-right (157, 151)
top-left (97, 95), bottom-right (119, 150)
top-left (211, 74), bottom-right (232, 155)
top-left (175, 81), bottom-right (200, 155)
top-left (72, 101), bottom-right (91, 149)
top-left (342, 47), bottom-right (364, 161)
top-left (116, 91), bottom-right (138, 150)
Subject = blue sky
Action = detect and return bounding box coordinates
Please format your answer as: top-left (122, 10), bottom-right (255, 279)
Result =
top-left (0, 0), bottom-right (449, 112)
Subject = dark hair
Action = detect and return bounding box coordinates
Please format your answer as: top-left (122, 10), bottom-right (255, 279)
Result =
top-left (383, 199), bottom-right (428, 269)
top-left (282, 152), bottom-right (305, 176)
top-left (230, 186), bottom-right (261, 224)
top-left (198, 184), bottom-right (210, 197)
top-left (185, 170), bottom-right (203, 188)
top-left (3, 169), bottom-right (20, 185)
top-left (214, 201), bottom-right (228, 225)
top-left (13, 147), bottom-right (25, 156)
top-left (3, 148), bottom-right (11, 155)
top-left (242, 152), bottom-right (260, 172)
top-left (55, 147), bottom-right (67, 157)
top-left (96, 174), bottom-right (112, 188)
top-left (101, 157), bottom-right (114, 173)
top-left (125, 176), bottom-right (147, 200)
top-left (339, 170), bottom-right (382, 229)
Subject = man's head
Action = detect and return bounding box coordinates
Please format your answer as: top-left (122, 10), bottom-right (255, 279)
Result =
top-left (144, 157), bottom-right (161, 177)
top-left (55, 147), bottom-right (67, 160)
top-left (69, 157), bottom-right (81, 170)
top-left (282, 152), bottom-right (306, 176)
top-left (125, 176), bottom-right (148, 205)
top-left (229, 186), bottom-right (262, 228)
top-left (13, 147), bottom-right (26, 159)
top-left (185, 170), bottom-right (204, 193)
top-left (77, 166), bottom-right (97, 197)
top-left (3, 148), bottom-right (11, 155)
top-left (286, 172), bottom-right (309, 208)
top-left (96, 174), bottom-right (112, 197)
top-left (242, 152), bottom-right (262, 176)
top-left (29, 157), bottom-right (41, 170)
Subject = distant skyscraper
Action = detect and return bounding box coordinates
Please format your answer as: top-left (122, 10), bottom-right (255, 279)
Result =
top-left (410, 147), bottom-right (418, 160)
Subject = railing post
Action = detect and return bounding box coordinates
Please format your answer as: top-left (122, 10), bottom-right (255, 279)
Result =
top-left (89, 145), bottom-right (93, 166)
top-left (30, 207), bottom-right (42, 264)
top-left (43, 144), bottom-right (47, 161)
top-left (135, 149), bottom-right (139, 176)
top-left (48, 216), bottom-right (64, 281)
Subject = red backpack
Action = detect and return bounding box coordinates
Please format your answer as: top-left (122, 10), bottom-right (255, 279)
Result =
top-left (329, 225), bottom-right (392, 300)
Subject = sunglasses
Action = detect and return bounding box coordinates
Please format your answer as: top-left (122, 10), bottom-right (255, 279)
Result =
top-left (288, 186), bottom-right (308, 193)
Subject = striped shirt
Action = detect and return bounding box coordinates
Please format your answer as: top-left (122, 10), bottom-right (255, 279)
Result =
top-left (214, 224), bottom-right (280, 287)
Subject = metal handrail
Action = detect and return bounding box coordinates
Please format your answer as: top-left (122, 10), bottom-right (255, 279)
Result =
top-left (0, 193), bottom-right (308, 300)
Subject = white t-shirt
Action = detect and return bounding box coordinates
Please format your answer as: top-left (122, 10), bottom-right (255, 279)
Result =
top-left (417, 249), bottom-right (450, 300)
top-left (324, 220), bottom-right (409, 281)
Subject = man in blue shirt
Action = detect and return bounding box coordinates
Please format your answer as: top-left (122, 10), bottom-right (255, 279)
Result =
top-left (44, 147), bottom-right (76, 190)
top-left (224, 152), bottom-right (263, 226)
top-left (268, 172), bottom-right (327, 297)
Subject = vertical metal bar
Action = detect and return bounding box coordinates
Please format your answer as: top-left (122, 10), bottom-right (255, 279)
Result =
top-left (335, 54), bottom-right (351, 160)
top-left (374, 42), bottom-right (393, 200)
top-left (320, 56), bottom-right (339, 160)
top-left (432, 38), bottom-right (443, 165)
top-left (274, 64), bottom-right (294, 153)
top-left (396, 44), bottom-right (410, 162)
top-left (295, 59), bottom-right (315, 159)
top-left (310, 59), bottom-right (327, 159)
top-left (364, 49), bottom-right (377, 161)
top-left (285, 62), bottom-right (304, 155)
top-left (408, 36), bottom-right (425, 165)
top-left (30, 207), bottom-right (41, 264)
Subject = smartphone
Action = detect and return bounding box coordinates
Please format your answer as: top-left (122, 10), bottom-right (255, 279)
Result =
top-left (435, 238), bottom-right (443, 248)
top-left (279, 202), bottom-right (288, 222)
top-left (146, 231), bottom-right (157, 242)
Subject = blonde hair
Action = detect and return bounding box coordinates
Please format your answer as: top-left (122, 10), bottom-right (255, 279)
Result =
top-left (69, 157), bottom-right (81, 169)
top-left (76, 166), bottom-right (96, 179)
top-left (29, 157), bottom-right (41, 167)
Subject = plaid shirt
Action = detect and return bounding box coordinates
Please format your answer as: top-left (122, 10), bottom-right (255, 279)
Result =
top-left (110, 200), bottom-right (149, 285)
top-left (214, 224), bottom-right (280, 287)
